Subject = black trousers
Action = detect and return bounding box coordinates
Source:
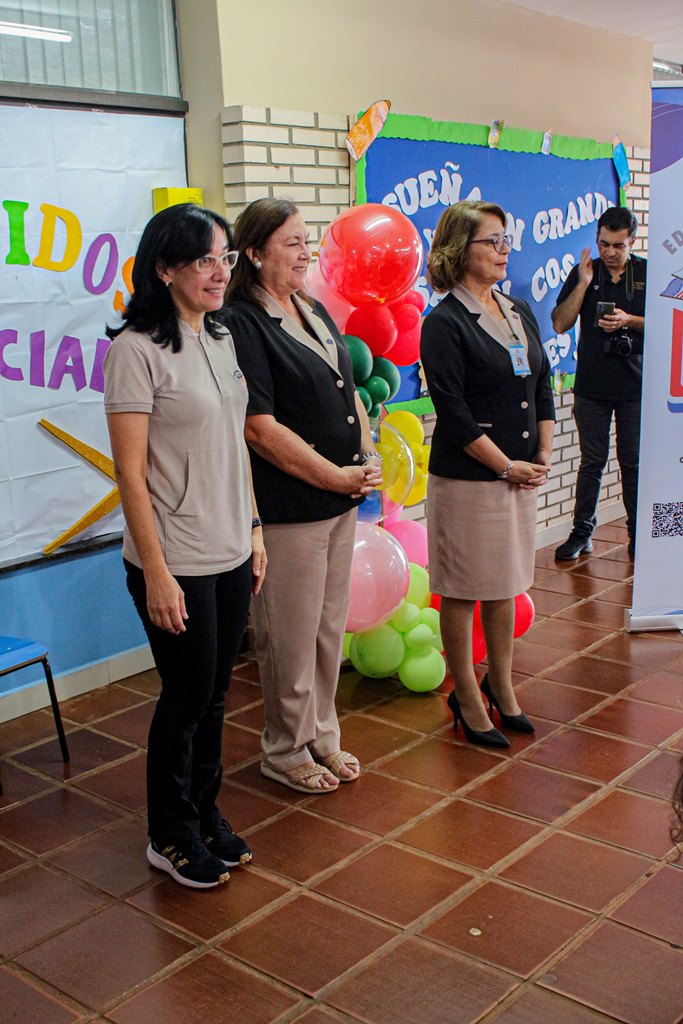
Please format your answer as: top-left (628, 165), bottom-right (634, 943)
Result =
top-left (572, 395), bottom-right (641, 541)
top-left (125, 558), bottom-right (252, 844)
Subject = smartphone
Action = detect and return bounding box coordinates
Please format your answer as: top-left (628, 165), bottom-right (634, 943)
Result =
top-left (594, 301), bottom-right (615, 326)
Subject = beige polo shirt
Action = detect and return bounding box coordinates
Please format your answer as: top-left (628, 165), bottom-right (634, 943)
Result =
top-left (104, 320), bottom-right (252, 576)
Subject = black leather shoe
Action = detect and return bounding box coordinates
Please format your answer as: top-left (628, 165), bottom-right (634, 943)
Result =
top-left (480, 674), bottom-right (535, 733)
top-left (555, 532), bottom-right (593, 561)
top-left (447, 690), bottom-right (510, 749)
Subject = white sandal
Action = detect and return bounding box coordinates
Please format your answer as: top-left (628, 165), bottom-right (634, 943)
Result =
top-left (319, 751), bottom-right (361, 782)
top-left (260, 760), bottom-right (339, 794)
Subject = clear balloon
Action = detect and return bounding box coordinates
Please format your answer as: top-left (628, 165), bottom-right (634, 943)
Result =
top-left (377, 421), bottom-right (415, 506)
top-left (357, 489), bottom-right (382, 524)
top-left (346, 523), bottom-right (410, 632)
top-left (319, 204), bottom-right (424, 307)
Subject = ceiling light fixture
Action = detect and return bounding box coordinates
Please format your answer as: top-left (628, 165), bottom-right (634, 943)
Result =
top-left (652, 58), bottom-right (683, 74)
top-left (0, 20), bottom-right (71, 43)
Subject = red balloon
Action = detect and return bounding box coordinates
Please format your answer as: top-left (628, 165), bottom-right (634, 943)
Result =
top-left (472, 601), bottom-right (487, 664)
top-left (403, 289), bottom-right (428, 313)
top-left (319, 204), bottom-right (424, 306)
top-left (346, 305), bottom-right (397, 357)
top-left (392, 303), bottom-right (421, 332)
top-left (513, 592), bottom-right (535, 638)
top-left (430, 593), bottom-right (442, 611)
top-left (388, 325), bottom-right (422, 366)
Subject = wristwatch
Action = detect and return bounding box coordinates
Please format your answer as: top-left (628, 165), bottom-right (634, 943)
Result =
top-left (251, 516), bottom-right (264, 529)
top-left (498, 460), bottom-right (513, 480)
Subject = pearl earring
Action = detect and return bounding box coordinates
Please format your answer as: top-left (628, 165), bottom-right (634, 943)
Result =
top-left (254, 259), bottom-right (262, 270)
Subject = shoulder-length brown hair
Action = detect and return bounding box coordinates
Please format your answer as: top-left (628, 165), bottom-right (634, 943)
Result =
top-left (427, 200), bottom-right (506, 292)
top-left (224, 197), bottom-right (312, 308)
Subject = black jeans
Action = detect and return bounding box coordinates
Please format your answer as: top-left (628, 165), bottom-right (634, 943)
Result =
top-left (572, 395), bottom-right (641, 541)
top-left (125, 558), bottom-right (252, 844)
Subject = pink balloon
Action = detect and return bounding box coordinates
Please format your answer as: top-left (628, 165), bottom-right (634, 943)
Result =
top-left (304, 260), bottom-right (355, 333)
top-left (384, 519), bottom-right (429, 568)
top-left (346, 523), bottom-right (410, 633)
top-left (513, 592), bottom-right (535, 637)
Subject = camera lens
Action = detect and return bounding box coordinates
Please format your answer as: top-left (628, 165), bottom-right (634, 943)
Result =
top-left (615, 334), bottom-right (633, 357)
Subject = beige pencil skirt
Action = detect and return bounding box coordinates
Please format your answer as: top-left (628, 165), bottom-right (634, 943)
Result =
top-left (427, 474), bottom-right (537, 600)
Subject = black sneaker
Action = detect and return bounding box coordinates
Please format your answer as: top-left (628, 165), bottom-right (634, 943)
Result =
top-left (147, 838), bottom-right (230, 889)
top-left (555, 533), bottom-right (593, 561)
top-left (202, 818), bottom-right (252, 867)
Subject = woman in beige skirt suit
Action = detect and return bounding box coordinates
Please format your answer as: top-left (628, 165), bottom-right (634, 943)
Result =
top-left (420, 200), bottom-right (555, 748)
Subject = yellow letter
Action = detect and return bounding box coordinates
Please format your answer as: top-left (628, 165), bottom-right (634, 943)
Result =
top-left (33, 203), bottom-right (82, 272)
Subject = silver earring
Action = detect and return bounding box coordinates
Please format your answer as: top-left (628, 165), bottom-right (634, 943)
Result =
top-left (253, 259), bottom-right (262, 270)
top-left (165, 279), bottom-right (171, 287)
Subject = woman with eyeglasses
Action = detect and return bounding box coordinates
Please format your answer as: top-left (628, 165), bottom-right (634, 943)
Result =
top-left (420, 200), bottom-right (555, 748)
top-left (223, 198), bottom-right (381, 795)
top-left (104, 204), bottom-right (266, 888)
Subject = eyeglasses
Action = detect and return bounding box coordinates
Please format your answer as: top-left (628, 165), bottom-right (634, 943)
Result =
top-left (470, 234), bottom-right (513, 253)
top-left (191, 251), bottom-right (240, 274)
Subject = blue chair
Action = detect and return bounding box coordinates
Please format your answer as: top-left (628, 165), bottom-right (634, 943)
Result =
top-left (0, 636), bottom-right (70, 762)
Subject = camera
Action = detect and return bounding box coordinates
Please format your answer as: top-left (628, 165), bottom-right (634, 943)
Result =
top-left (603, 332), bottom-right (633, 357)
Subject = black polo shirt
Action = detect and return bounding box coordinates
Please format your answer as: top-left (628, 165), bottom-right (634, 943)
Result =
top-left (555, 254), bottom-right (647, 401)
top-left (226, 294), bottom-right (362, 524)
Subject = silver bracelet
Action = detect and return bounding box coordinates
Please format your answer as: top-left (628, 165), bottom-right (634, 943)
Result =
top-left (498, 460), bottom-right (513, 480)
top-left (360, 450), bottom-right (382, 464)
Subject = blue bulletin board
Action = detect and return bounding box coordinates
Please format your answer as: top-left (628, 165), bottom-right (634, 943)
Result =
top-left (357, 114), bottom-right (619, 401)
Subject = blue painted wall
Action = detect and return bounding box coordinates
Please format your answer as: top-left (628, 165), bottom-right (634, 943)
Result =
top-left (1, 543), bottom-right (147, 694)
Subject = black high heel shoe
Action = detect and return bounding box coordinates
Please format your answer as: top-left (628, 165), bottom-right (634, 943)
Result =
top-left (480, 674), bottom-right (535, 733)
top-left (447, 690), bottom-right (510, 749)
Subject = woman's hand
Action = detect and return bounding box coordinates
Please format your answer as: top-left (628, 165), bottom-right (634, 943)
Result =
top-left (251, 528), bottom-right (267, 595)
top-left (506, 460), bottom-right (549, 489)
top-left (333, 464), bottom-right (379, 497)
top-left (533, 447), bottom-right (552, 469)
top-left (144, 566), bottom-right (188, 634)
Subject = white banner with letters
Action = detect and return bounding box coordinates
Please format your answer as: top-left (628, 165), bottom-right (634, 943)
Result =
top-left (629, 86), bottom-right (683, 630)
top-left (0, 105), bottom-right (187, 563)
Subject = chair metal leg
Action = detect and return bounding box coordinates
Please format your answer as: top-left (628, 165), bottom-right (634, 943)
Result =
top-left (40, 657), bottom-right (70, 762)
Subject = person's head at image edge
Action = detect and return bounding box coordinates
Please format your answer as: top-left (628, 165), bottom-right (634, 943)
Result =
top-left (225, 197), bottom-right (312, 307)
top-left (595, 205), bottom-right (637, 276)
top-left (107, 202), bottom-right (236, 351)
top-left (427, 199), bottom-right (510, 293)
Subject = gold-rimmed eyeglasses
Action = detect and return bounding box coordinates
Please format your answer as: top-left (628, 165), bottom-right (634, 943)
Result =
top-left (470, 234), bottom-right (513, 253)
top-left (192, 251), bottom-right (240, 274)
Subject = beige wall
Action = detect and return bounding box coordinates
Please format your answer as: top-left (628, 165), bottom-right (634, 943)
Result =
top-left (177, 0), bottom-right (652, 209)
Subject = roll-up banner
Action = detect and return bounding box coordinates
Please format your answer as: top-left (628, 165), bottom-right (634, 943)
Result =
top-left (628, 85), bottom-right (683, 631)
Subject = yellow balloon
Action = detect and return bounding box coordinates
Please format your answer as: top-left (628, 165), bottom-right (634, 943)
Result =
top-left (405, 468), bottom-right (428, 506)
top-left (384, 410), bottom-right (424, 448)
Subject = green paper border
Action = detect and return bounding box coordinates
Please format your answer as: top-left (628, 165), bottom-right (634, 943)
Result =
top-left (355, 110), bottom-right (614, 204)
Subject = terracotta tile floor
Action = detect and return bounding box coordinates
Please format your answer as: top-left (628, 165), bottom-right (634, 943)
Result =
top-left (2, 525), bottom-right (683, 1023)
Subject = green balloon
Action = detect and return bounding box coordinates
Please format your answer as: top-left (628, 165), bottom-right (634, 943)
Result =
top-left (406, 563), bottom-right (431, 608)
top-left (372, 356), bottom-right (402, 400)
top-left (368, 402), bottom-right (382, 421)
top-left (343, 334), bottom-right (373, 384)
top-left (364, 374), bottom-right (391, 406)
top-left (349, 625), bottom-right (406, 678)
top-left (398, 648), bottom-right (447, 692)
top-left (390, 601), bottom-right (421, 633)
top-left (418, 607), bottom-right (443, 649)
top-left (404, 623), bottom-right (433, 651)
top-left (342, 631), bottom-right (353, 659)
top-left (356, 385), bottom-right (372, 412)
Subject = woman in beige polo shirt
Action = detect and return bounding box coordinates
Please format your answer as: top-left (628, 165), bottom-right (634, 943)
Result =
top-left (104, 204), bottom-right (266, 889)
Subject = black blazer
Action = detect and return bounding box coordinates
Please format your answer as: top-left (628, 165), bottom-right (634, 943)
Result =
top-left (420, 290), bottom-right (555, 481)
top-left (225, 293), bottom-right (362, 524)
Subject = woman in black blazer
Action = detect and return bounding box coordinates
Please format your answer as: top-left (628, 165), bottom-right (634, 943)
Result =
top-left (421, 200), bottom-right (555, 748)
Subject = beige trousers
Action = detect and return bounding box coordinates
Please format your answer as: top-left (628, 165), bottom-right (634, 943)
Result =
top-left (250, 507), bottom-right (357, 771)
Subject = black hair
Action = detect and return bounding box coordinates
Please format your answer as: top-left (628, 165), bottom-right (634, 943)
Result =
top-left (597, 206), bottom-right (638, 238)
top-left (106, 203), bottom-right (233, 352)
top-left (224, 197), bottom-right (302, 308)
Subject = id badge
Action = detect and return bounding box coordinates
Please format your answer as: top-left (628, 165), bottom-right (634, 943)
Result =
top-left (509, 343), bottom-right (530, 377)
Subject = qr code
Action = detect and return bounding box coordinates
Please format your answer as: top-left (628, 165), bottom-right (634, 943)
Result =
top-left (652, 502), bottom-right (683, 538)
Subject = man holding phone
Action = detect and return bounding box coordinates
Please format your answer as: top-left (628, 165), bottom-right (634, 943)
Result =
top-left (551, 207), bottom-right (646, 560)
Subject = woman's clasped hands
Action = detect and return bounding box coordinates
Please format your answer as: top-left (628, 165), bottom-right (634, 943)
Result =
top-left (506, 460), bottom-right (549, 490)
